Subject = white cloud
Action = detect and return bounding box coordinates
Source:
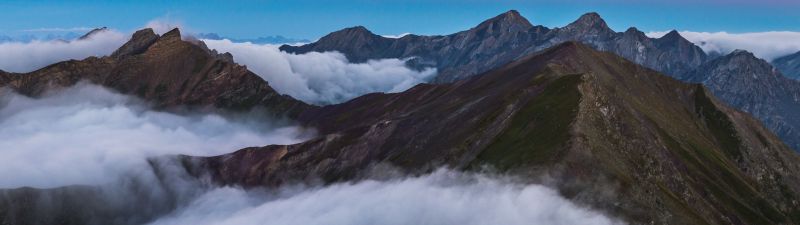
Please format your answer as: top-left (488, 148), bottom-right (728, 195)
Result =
top-left (202, 39), bottom-right (437, 105)
top-left (145, 19), bottom-right (187, 35)
top-left (0, 29), bottom-right (128, 73)
top-left (149, 169), bottom-right (624, 225)
top-left (382, 33), bottom-right (411, 38)
top-left (21, 27), bottom-right (94, 32)
top-left (0, 83), bottom-right (311, 188)
top-left (646, 31), bottom-right (800, 60)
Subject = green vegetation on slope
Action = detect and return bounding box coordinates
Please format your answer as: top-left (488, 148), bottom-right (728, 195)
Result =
top-left (474, 73), bottom-right (582, 169)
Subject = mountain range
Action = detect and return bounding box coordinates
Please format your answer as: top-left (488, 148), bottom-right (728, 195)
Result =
top-left (280, 10), bottom-right (708, 83)
top-left (2, 10), bottom-right (800, 225)
top-left (196, 32), bottom-right (310, 44)
top-left (282, 10), bottom-right (800, 152)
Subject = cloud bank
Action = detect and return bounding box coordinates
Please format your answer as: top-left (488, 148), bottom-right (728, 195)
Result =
top-left (202, 39), bottom-right (437, 105)
top-left (647, 31), bottom-right (800, 60)
top-left (149, 169), bottom-right (623, 225)
top-left (21, 27), bottom-right (94, 32)
top-left (382, 33), bottom-right (412, 39)
top-left (0, 84), bottom-right (310, 188)
top-left (0, 30), bottom-right (128, 73)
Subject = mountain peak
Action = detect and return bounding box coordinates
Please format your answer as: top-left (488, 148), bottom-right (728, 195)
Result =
top-left (730, 49), bottom-right (755, 57)
top-left (473, 9), bottom-right (534, 32)
top-left (110, 28), bottom-right (159, 59)
top-left (161, 28), bottom-right (182, 40)
top-left (78, 27), bottom-right (108, 40)
top-left (339, 26), bottom-right (375, 36)
top-left (660, 30), bottom-right (685, 41)
top-left (564, 12), bottom-right (612, 34)
top-left (317, 25), bottom-right (381, 42)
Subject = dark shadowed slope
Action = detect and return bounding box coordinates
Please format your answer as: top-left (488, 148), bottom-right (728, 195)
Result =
top-left (280, 10), bottom-right (708, 83)
top-left (0, 28), bottom-right (311, 116)
top-left (774, 51), bottom-right (800, 80)
top-left (683, 50), bottom-right (800, 151)
top-left (187, 42), bottom-right (800, 225)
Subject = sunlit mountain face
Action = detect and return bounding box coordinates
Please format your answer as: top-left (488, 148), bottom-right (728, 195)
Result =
top-left (1, 1), bottom-right (799, 225)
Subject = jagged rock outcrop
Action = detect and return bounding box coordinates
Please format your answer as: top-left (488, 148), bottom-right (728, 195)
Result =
top-left (683, 50), bottom-right (800, 151)
top-left (0, 28), bottom-right (311, 116)
top-left (774, 51), bottom-right (800, 80)
top-left (186, 42), bottom-right (800, 225)
top-left (280, 10), bottom-right (708, 83)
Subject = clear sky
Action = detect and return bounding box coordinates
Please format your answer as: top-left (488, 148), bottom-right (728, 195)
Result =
top-left (1, 0), bottom-right (798, 39)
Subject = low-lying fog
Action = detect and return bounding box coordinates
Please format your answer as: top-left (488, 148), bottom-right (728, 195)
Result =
top-left (0, 83), bottom-right (310, 188)
top-left (149, 169), bottom-right (623, 225)
top-left (0, 84), bottom-right (622, 225)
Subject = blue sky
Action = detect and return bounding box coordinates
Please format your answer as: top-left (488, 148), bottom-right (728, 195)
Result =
top-left (1, 0), bottom-right (798, 39)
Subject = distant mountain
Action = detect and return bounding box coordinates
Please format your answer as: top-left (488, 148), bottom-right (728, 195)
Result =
top-left (773, 51), bottom-right (800, 80)
top-left (281, 10), bottom-right (708, 83)
top-left (185, 42), bottom-right (800, 225)
top-left (282, 10), bottom-right (800, 153)
top-left (0, 28), bottom-right (311, 116)
top-left (77, 27), bottom-right (108, 40)
top-left (196, 32), bottom-right (310, 44)
top-left (0, 32), bottom-right (85, 43)
top-left (683, 50), bottom-right (800, 151)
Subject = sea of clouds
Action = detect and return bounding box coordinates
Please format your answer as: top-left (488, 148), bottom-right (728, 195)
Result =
top-left (202, 39), bottom-right (436, 105)
top-left (0, 29), bottom-right (128, 73)
top-left (647, 30), bottom-right (800, 60)
top-left (0, 83), bottom-right (310, 188)
top-left (149, 169), bottom-right (623, 225)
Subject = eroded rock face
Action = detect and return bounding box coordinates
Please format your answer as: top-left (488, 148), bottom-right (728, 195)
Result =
top-left (774, 51), bottom-right (800, 80)
top-left (0, 28), bottom-right (311, 116)
top-left (189, 43), bottom-right (800, 225)
top-left (280, 10), bottom-right (708, 83)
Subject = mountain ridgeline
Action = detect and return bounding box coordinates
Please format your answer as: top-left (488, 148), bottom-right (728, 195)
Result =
top-left (280, 10), bottom-right (708, 83)
top-left (282, 10), bottom-right (800, 152)
top-left (186, 42), bottom-right (800, 225)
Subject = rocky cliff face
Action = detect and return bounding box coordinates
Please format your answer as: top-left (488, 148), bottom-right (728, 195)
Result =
top-left (774, 51), bottom-right (800, 80)
top-left (683, 50), bottom-right (800, 152)
top-left (186, 42), bottom-right (800, 225)
top-left (0, 28), bottom-right (311, 116)
top-left (280, 10), bottom-right (708, 83)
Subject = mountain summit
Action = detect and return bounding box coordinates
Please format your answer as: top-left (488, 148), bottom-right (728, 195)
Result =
top-left (474, 10), bottom-right (534, 33)
top-left (561, 12), bottom-right (613, 35)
